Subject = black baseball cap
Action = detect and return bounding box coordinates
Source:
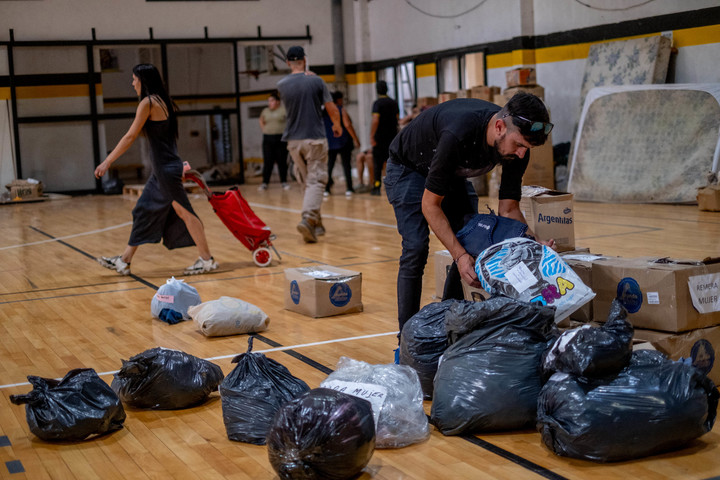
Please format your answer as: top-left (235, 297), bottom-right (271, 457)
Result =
top-left (286, 46), bottom-right (305, 61)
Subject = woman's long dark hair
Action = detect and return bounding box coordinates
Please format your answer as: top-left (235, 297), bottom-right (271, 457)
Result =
top-left (132, 64), bottom-right (178, 139)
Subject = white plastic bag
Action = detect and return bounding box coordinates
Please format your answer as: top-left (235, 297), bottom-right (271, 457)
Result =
top-left (150, 277), bottom-right (201, 321)
top-left (320, 356), bottom-right (429, 449)
top-left (188, 296), bottom-right (269, 337)
top-left (475, 237), bottom-right (595, 322)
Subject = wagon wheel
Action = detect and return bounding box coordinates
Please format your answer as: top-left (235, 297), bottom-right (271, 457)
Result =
top-left (252, 247), bottom-right (272, 267)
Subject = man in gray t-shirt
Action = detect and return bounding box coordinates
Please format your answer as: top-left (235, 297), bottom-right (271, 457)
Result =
top-left (277, 46), bottom-right (341, 243)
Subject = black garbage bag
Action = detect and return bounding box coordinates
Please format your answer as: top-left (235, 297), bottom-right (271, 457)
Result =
top-left (399, 301), bottom-right (455, 400)
top-left (444, 296), bottom-right (557, 345)
top-left (111, 347), bottom-right (224, 409)
top-left (431, 298), bottom-right (556, 435)
top-left (543, 298), bottom-right (633, 377)
top-left (267, 388), bottom-right (376, 480)
top-left (10, 368), bottom-right (126, 441)
top-left (537, 349), bottom-right (719, 462)
top-left (220, 337), bottom-right (310, 444)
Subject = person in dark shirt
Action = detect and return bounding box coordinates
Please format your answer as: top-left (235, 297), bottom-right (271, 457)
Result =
top-left (370, 80), bottom-right (399, 195)
top-left (385, 92), bottom-right (556, 349)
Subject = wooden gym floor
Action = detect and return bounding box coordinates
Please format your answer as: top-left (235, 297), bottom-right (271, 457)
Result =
top-left (1, 179), bottom-right (719, 480)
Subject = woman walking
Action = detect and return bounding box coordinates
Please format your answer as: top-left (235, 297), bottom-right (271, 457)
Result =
top-left (94, 64), bottom-right (217, 275)
top-left (258, 91), bottom-right (290, 191)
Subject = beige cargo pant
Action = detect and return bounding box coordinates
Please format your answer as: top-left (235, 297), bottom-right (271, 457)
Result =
top-left (287, 138), bottom-right (329, 224)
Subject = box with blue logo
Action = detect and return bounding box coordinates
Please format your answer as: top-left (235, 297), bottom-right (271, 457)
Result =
top-left (634, 325), bottom-right (720, 384)
top-left (284, 266), bottom-right (363, 318)
top-left (592, 257), bottom-right (720, 332)
top-left (519, 186), bottom-right (575, 252)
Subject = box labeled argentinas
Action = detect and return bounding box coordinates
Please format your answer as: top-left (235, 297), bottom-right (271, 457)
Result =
top-left (519, 186), bottom-right (575, 251)
top-left (284, 266), bottom-right (363, 318)
top-left (592, 257), bottom-right (720, 332)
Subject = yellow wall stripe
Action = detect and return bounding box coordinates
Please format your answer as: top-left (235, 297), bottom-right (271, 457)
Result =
top-left (416, 63), bottom-right (436, 78)
top-left (0, 87), bottom-right (9, 101)
top-left (14, 84), bottom-right (103, 99)
top-left (489, 24), bottom-right (719, 69)
top-left (674, 24), bottom-right (720, 48)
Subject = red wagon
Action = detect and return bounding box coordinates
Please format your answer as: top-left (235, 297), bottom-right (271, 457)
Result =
top-left (185, 170), bottom-right (281, 267)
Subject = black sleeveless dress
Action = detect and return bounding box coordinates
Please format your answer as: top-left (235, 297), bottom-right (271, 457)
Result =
top-left (127, 117), bottom-right (197, 249)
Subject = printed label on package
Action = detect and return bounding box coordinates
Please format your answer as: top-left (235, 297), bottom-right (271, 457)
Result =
top-left (617, 277), bottom-right (643, 313)
top-left (155, 294), bottom-right (174, 303)
top-left (321, 379), bottom-right (387, 425)
top-left (329, 282), bottom-right (352, 307)
top-left (646, 292), bottom-right (660, 305)
top-left (690, 339), bottom-right (715, 375)
top-left (505, 262), bottom-right (537, 293)
top-left (688, 273), bottom-right (720, 314)
top-left (290, 280), bottom-right (301, 305)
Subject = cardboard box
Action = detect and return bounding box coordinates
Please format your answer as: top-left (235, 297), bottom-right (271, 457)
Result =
top-left (434, 250), bottom-right (490, 301)
top-left (438, 92), bottom-right (457, 103)
top-left (503, 85), bottom-right (545, 101)
top-left (455, 89), bottom-right (471, 98)
top-left (470, 85), bottom-right (501, 102)
top-left (592, 257), bottom-right (720, 332)
top-left (560, 251), bottom-right (609, 323)
top-left (523, 133), bottom-right (555, 189)
top-left (519, 186), bottom-right (575, 251)
top-left (505, 68), bottom-right (536, 87)
top-left (634, 325), bottom-right (720, 384)
top-left (417, 97), bottom-right (438, 109)
top-left (284, 266), bottom-right (363, 318)
top-left (6, 179), bottom-right (43, 199)
top-left (698, 185), bottom-right (720, 211)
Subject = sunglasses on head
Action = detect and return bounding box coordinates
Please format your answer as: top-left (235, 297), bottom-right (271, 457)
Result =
top-left (502, 113), bottom-right (554, 135)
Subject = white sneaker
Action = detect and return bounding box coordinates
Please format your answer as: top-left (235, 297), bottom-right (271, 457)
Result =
top-left (258, 183), bottom-right (268, 191)
top-left (323, 191), bottom-right (329, 197)
top-left (345, 190), bottom-right (353, 197)
top-left (184, 256), bottom-right (218, 275)
top-left (282, 183), bottom-right (291, 190)
top-left (97, 255), bottom-right (130, 275)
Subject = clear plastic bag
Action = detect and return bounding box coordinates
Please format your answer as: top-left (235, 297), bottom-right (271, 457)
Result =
top-left (321, 356), bottom-right (429, 448)
top-left (267, 388), bottom-right (376, 480)
top-left (111, 347), bottom-right (224, 409)
top-left (220, 337), bottom-right (309, 444)
top-left (10, 368), bottom-right (126, 441)
top-left (151, 277), bottom-right (201, 322)
top-left (189, 296), bottom-right (269, 337)
top-left (475, 237), bottom-right (595, 322)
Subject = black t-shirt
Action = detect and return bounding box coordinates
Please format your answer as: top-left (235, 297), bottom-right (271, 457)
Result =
top-left (372, 96), bottom-right (399, 145)
top-left (388, 98), bottom-right (529, 201)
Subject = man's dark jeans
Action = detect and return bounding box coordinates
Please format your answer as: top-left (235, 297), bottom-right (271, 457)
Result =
top-left (384, 159), bottom-right (477, 341)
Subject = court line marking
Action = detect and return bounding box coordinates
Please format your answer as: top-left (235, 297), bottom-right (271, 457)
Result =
top-left (0, 331), bottom-right (399, 389)
top-left (0, 222), bottom-right (132, 251)
top-left (247, 202), bottom-right (398, 229)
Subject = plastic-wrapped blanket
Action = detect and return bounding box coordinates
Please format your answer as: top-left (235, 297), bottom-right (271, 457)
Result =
top-left (111, 347), bottom-right (224, 409)
top-left (431, 298), bottom-right (556, 434)
top-left (543, 298), bottom-right (633, 377)
top-left (399, 301), bottom-right (454, 399)
top-left (267, 388), bottom-right (376, 480)
top-left (220, 337), bottom-right (309, 444)
top-left (10, 368), bottom-right (126, 441)
top-left (538, 350), bottom-right (719, 462)
top-left (321, 356), bottom-right (429, 448)
top-left (475, 237), bottom-right (595, 322)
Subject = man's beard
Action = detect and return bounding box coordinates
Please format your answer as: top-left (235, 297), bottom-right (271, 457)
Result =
top-left (493, 135), bottom-right (519, 162)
